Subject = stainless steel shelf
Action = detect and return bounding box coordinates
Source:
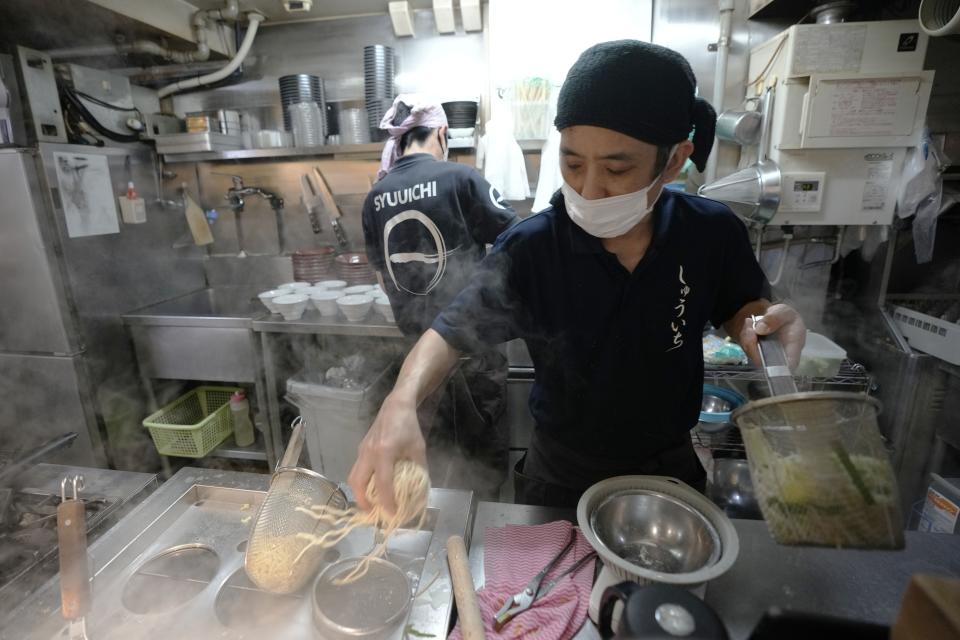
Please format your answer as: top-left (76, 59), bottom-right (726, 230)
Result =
top-left (695, 360), bottom-right (874, 458)
top-left (253, 310), bottom-right (404, 337)
top-left (692, 426), bottom-right (746, 455)
top-left (162, 142), bottom-right (481, 163)
top-left (208, 440), bottom-right (268, 462)
top-left (162, 142), bottom-right (386, 163)
top-left (704, 360), bottom-right (872, 390)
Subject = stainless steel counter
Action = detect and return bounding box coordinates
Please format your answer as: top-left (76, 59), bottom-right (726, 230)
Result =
top-left (469, 502), bottom-right (960, 640)
top-left (17, 463), bottom-right (158, 502)
top-left (253, 309), bottom-right (404, 337)
top-left (0, 464), bottom-right (158, 619)
top-left (1, 467), bottom-right (472, 640)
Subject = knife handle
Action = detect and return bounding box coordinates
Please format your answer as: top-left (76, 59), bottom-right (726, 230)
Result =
top-left (57, 499), bottom-right (90, 620)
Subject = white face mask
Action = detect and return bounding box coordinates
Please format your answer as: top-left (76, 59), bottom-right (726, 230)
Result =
top-left (561, 147), bottom-right (675, 238)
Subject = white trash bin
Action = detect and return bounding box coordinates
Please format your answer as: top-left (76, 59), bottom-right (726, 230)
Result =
top-left (286, 361), bottom-right (394, 482)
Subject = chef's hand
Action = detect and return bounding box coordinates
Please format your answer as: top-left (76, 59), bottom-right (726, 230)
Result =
top-left (738, 303), bottom-right (806, 370)
top-left (348, 391), bottom-right (427, 515)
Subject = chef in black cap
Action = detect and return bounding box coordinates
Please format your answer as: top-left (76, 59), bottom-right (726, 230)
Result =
top-left (349, 41), bottom-right (807, 511)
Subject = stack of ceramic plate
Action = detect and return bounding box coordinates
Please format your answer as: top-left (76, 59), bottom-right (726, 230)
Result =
top-left (292, 247), bottom-right (337, 282)
top-left (364, 45), bottom-right (396, 140)
top-left (335, 252), bottom-right (377, 286)
top-left (279, 74), bottom-right (327, 134)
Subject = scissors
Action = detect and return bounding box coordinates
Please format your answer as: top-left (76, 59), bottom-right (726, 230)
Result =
top-left (493, 528), bottom-right (598, 631)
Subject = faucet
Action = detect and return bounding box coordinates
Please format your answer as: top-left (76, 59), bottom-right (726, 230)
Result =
top-left (225, 175), bottom-right (284, 213)
top-left (223, 175), bottom-right (287, 254)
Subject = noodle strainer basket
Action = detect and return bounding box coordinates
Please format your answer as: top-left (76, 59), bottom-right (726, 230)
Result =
top-left (245, 418), bottom-right (348, 593)
top-left (731, 325), bottom-right (904, 550)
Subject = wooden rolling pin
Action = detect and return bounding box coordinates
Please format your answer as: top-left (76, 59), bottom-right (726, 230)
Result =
top-left (447, 535), bottom-right (486, 640)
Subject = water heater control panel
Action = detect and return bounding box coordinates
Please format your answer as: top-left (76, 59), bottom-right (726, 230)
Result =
top-left (780, 172), bottom-right (826, 212)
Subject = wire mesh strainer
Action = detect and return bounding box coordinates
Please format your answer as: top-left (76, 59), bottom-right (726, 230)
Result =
top-left (732, 326), bottom-right (904, 549)
top-left (245, 419), bottom-right (348, 593)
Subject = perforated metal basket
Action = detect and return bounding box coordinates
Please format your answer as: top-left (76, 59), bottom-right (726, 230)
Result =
top-left (244, 421), bottom-right (347, 593)
top-left (733, 392), bottom-right (904, 549)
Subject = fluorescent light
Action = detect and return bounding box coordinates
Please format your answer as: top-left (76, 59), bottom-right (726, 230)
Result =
top-left (389, 1), bottom-right (415, 37)
top-left (433, 0), bottom-right (456, 34)
top-left (459, 0), bottom-right (482, 32)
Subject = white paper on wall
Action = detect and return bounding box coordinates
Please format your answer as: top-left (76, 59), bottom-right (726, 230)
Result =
top-left (53, 151), bottom-right (120, 238)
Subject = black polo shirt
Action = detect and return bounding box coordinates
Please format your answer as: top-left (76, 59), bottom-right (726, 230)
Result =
top-left (362, 154), bottom-right (518, 335)
top-left (432, 188), bottom-right (770, 458)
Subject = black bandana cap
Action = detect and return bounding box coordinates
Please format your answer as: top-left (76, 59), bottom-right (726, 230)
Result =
top-left (554, 40), bottom-right (717, 173)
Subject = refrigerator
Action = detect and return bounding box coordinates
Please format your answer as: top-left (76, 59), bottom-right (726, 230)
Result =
top-left (0, 144), bottom-right (207, 468)
top-left (0, 147), bottom-right (103, 465)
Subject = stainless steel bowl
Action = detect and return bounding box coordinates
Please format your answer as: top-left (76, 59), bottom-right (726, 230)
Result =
top-left (590, 490), bottom-right (721, 575)
top-left (701, 394), bottom-right (733, 414)
top-left (709, 459), bottom-right (761, 519)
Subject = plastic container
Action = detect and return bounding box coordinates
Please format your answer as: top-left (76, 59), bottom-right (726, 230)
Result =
top-left (919, 474), bottom-right (960, 534)
top-left (143, 386), bottom-right (240, 458)
top-left (795, 332), bottom-right (846, 378)
top-left (285, 361), bottom-right (395, 481)
top-left (230, 391), bottom-right (255, 447)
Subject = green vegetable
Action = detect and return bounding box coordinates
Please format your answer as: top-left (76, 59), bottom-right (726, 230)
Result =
top-left (405, 625), bottom-right (436, 638)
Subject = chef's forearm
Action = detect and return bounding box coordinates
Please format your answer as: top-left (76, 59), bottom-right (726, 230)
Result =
top-left (724, 298), bottom-right (771, 344)
top-left (390, 329), bottom-right (461, 408)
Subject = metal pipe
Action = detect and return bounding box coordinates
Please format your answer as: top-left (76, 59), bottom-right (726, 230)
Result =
top-left (157, 12), bottom-right (263, 99)
top-left (830, 226), bottom-right (845, 265)
top-left (47, 45), bottom-right (119, 60)
top-left (768, 230), bottom-right (792, 286)
top-left (705, 0), bottom-right (736, 184)
top-left (758, 85), bottom-right (775, 163)
top-left (47, 0), bottom-right (239, 64)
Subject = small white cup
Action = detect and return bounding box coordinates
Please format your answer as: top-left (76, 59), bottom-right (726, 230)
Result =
top-left (315, 280), bottom-right (348, 291)
top-left (310, 290), bottom-right (343, 317)
top-left (273, 293), bottom-right (309, 321)
top-left (373, 296), bottom-right (395, 323)
top-left (336, 294), bottom-right (373, 322)
top-left (258, 289), bottom-right (289, 314)
top-left (343, 284), bottom-right (376, 295)
top-left (279, 282), bottom-right (311, 292)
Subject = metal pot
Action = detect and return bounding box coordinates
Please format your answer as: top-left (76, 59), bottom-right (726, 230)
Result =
top-left (715, 110), bottom-right (762, 146)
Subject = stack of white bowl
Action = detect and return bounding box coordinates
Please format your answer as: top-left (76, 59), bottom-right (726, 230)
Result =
top-left (258, 280), bottom-right (387, 322)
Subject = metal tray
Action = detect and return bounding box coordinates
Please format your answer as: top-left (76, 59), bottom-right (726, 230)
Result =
top-left (0, 469), bottom-right (471, 640)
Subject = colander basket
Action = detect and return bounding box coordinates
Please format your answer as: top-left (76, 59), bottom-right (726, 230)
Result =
top-left (732, 392), bottom-right (904, 549)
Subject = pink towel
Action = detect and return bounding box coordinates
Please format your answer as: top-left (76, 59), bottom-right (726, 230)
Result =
top-left (449, 520), bottom-right (596, 640)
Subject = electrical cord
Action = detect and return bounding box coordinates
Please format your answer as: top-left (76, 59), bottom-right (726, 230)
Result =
top-left (60, 86), bottom-right (141, 143)
top-left (747, 8), bottom-right (817, 90)
top-left (73, 89), bottom-right (141, 114)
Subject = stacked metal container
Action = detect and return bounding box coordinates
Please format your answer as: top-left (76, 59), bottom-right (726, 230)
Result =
top-left (363, 45), bottom-right (396, 141)
top-left (278, 74), bottom-right (327, 141)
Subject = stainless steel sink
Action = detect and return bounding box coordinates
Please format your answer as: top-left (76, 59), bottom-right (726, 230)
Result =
top-left (122, 287), bottom-right (266, 383)
top-left (123, 287), bottom-right (268, 329)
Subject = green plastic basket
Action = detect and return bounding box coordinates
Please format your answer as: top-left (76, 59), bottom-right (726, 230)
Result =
top-left (143, 386), bottom-right (240, 458)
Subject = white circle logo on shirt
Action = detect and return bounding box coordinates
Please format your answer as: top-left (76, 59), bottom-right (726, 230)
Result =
top-left (489, 186), bottom-right (507, 210)
top-left (383, 209), bottom-right (454, 296)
